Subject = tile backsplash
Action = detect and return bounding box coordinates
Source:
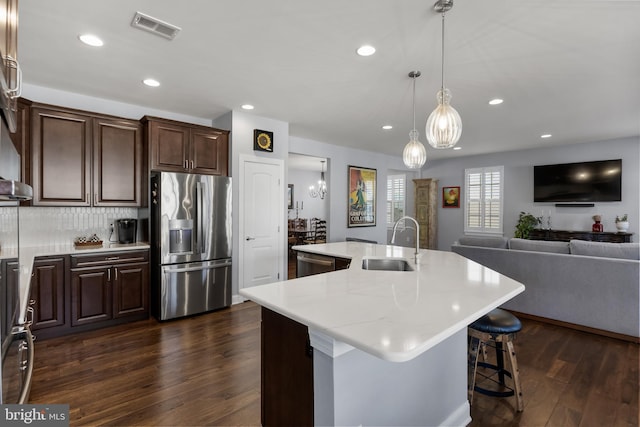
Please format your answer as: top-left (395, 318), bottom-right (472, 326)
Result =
top-left (14, 207), bottom-right (139, 249)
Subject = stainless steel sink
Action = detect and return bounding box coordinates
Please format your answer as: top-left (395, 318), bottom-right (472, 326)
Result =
top-left (361, 257), bottom-right (414, 271)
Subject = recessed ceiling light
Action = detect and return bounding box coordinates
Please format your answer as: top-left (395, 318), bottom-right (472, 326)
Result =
top-left (382, 125), bottom-right (393, 130)
top-left (541, 134), bottom-right (552, 139)
top-left (241, 104), bottom-right (255, 110)
top-left (356, 45), bottom-right (376, 56)
top-left (143, 78), bottom-right (160, 87)
top-left (453, 146), bottom-right (462, 150)
top-left (488, 98), bottom-right (503, 105)
top-left (78, 34), bottom-right (104, 47)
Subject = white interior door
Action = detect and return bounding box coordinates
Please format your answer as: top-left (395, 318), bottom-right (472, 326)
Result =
top-left (240, 157), bottom-right (284, 290)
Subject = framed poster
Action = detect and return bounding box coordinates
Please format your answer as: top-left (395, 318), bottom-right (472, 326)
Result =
top-left (287, 184), bottom-right (294, 209)
top-left (348, 165), bottom-right (376, 227)
top-left (442, 186), bottom-right (460, 208)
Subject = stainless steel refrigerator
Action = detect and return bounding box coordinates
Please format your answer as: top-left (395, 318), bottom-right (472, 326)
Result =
top-left (150, 172), bottom-right (232, 321)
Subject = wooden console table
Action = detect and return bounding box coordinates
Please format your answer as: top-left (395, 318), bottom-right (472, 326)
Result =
top-left (529, 229), bottom-right (633, 243)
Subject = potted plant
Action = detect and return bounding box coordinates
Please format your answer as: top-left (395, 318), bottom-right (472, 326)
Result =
top-left (514, 211), bottom-right (542, 239)
top-left (615, 214), bottom-right (629, 232)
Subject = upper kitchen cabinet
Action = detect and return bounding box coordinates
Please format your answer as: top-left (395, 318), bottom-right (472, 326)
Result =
top-left (31, 105), bottom-right (143, 206)
top-left (143, 116), bottom-right (229, 176)
top-left (93, 117), bottom-right (143, 206)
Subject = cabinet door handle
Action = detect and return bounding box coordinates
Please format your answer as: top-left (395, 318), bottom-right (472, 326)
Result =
top-left (184, 160), bottom-right (188, 169)
top-left (190, 160), bottom-right (194, 169)
top-left (94, 193), bottom-right (98, 205)
top-left (3, 55), bottom-right (22, 98)
top-left (114, 267), bottom-right (118, 281)
top-left (25, 307), bottom-right (34, 326)
top-left (107, 268), bottom-right (111, 282)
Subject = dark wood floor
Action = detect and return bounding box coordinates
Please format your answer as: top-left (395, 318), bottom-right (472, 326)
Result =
top-left (31, 295), bottom-right (638, 426)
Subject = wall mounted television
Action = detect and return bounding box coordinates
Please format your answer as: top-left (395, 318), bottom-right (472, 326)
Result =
top-left (533, 159), bottom-right (622, 202)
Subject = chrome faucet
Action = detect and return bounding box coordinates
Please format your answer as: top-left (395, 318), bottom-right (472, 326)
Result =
top-left (390, 216), bottom-right (420, 264)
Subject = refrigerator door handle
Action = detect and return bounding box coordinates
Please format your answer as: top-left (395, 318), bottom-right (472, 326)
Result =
top-left (163, 261), bottom-right (232, 273)
top-left (196, 181), bottom-right (203, 254)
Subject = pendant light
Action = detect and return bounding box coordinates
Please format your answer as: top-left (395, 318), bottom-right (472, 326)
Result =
top-left (403, 71), bottom-right (427, 169)
top-left (426, 0), bottom-right (462, 149)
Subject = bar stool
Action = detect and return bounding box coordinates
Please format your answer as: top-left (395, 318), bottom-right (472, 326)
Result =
top-left (468, 308), bottom-right (524, 412)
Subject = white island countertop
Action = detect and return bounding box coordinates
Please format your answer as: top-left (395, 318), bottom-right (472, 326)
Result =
top-left (240, 242), bottom-right (525, 363)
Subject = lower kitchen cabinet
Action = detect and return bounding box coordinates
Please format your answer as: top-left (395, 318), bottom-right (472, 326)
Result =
top-left (70, 250), bottom-right (149, 328)
top-left (113, 261), bottom-right (149, 318)
top-left (70, 266), bottom-right (112, 326)
top-left (30, 256), bottom-right (66, 331)
top-left (30, 249), bottom-right (149, 340)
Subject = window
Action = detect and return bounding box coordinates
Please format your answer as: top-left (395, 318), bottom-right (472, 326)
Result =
top-left (464, 166), bottom-right (504, 234)
top-left (387, 174), bottom-right (405, 225)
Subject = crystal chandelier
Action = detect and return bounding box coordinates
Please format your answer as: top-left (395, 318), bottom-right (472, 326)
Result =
top-left (309, 160), bottom-right (327, 199)
top-left (403, 71), bottom-right (427, 169)
top-left (426, 0), bottom-right (462, 149)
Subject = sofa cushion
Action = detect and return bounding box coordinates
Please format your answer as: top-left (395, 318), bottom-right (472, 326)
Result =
top-left (569, 240), bottom-right (640, 260)
top-left (509, 238), bottom-right (570, 254)
top-left (458, 236), bottom-right (509, 249)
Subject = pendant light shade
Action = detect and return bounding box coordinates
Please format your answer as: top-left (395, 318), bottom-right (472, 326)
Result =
top-left (403, 71), bottom-right (427, 169)
top-left (426, 0), bottom-right (462, 150)
top-left (426, 88), bottom-right (462, 148)
top-left (403, 130), bottom-right (427, 169)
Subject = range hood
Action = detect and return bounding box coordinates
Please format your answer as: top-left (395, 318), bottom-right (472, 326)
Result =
top-left (0, 178), bottom-right (32, 201)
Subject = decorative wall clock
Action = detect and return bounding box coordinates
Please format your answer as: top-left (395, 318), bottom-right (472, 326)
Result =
top-left (253, 129), bottom-right (273, 152)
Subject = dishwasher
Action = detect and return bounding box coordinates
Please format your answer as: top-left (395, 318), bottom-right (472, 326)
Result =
top-left (296, 252), bottom-right (336, 278)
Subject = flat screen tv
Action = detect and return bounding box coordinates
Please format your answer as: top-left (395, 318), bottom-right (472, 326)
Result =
top-left (533, 159), bottom-right (622, 202)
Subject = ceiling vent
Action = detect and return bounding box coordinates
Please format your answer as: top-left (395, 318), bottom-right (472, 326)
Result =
top-left (131, 12), bottom-right (181, 40)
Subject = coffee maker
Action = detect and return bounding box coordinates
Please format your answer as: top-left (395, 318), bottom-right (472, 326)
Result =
top-left (115, 218), bottom-right (137, 244)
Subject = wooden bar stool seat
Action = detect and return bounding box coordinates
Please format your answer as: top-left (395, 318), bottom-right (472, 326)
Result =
top-left (468, 308), bottom-right (524, 412)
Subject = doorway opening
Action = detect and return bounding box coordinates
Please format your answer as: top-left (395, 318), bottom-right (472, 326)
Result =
top-left (287, 153), bottom-right (329, 278)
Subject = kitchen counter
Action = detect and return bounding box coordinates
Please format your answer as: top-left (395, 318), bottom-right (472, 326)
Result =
top-left (10, 242), bottom-right (150, 325)
top-left (241, 241), bottom-right (524, 362)
top-left (240, 242), bottom-right (525, 426)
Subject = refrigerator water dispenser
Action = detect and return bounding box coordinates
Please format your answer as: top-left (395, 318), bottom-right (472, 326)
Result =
top-left (169, 219), bottom-right (193, 254)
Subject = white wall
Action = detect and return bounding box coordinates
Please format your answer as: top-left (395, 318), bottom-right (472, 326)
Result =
top-left (213, 110), bottom-right (290, 297)
top-left (289, 136), bottom-right (419, 245)
top-left (287, 168), bottom-right (328, 221)
top-left (421, 137), bottom-right (640, 250)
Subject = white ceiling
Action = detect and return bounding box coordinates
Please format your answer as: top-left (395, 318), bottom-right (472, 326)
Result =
top-left (17, 1), bottom-right (640, 162)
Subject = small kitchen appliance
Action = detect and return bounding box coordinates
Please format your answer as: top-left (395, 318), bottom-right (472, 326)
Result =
top-left (116, 218), bottom-right (137, 244)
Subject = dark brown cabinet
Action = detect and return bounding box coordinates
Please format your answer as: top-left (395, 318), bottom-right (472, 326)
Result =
top-left (31, 106), bottom-right (91, 205)
top-left (113, 261), bottom-right (149, 318)
top-left (31, 105), bottom-right (143, 206)
top-left (30, 249), bottom-right (149, 340)
top-left (93, 117), bottom-right (143, 206)
top-left (261, 307), bottom-right (313, 426)
top-left (143, 116), bottom-right (229, 176)
top-left (30, 256), bottom-right (65, 331)
top-left (10, 98), bottom-right (32, 194)
top-left (70, 266), bottom-right (112, 326)
top-left (70, 250), bottom-right (149, 327)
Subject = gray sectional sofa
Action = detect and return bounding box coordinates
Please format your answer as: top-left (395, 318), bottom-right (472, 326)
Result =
top-left (451, 236), bottom-right (640, 340)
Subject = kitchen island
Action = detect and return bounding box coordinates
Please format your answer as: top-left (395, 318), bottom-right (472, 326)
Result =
top-left (240, 242), bottom-right (525, 426)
